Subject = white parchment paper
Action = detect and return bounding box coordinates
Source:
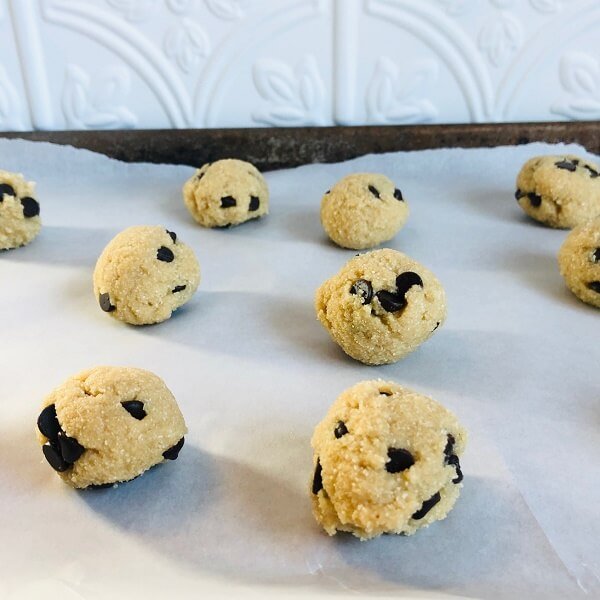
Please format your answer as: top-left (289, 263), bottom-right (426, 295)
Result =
top-left (0, 139), bottom-right (598, 600)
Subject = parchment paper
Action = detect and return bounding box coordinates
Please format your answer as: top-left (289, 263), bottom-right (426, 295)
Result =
top-left (0, 138), bottom-right (598, 599)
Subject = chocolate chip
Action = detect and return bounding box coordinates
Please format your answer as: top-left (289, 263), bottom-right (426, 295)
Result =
top-left (385, 448), bottom-right (415, 473)
top-left (172, 285), bottom-right (186, 293)
top-left (396, 271), bottom-right (423, 296)
top-left (587, 281), bottom-right (600, 294)
top-left (88, 482), bottom-right (115, 489)
top-left (592, 248), bottom-right (600, 263)
top-left (157, 246), bottom-right (174, 262)
top-left (515, 189), bottom-right (525, 201)
top-left (42, 442), bottom-right (70, 472)
top-left (334, 421), bottom-right (348, 439)
top-left (312, 459), bottom-right (323, 494)
top-left (37, 405), bottom-right (61, 441)
top-left (376, 290), bottom-right (406, 312)
top-left (166, 230), bottom-right (177, 243)
top-left (394, 188), bottom-right (403, 201)
top-left (163, 437), bottom-right (184, 460)
top-left (220, 196), bottom-right (236, 208)
top-left (121, 400), bottom-right (147, 420)
top-left (379, 390), bottom-right (392, 396)
top-left (214, 223), bottom-right (232, 229)
top-left (21, 197), bottom-right (40, 217)
top-left (447, 454), bottom-right (464, 484)
top-left (196, 171), bottom-right (205, 181)
top-left (350, 279), bottom-right (373, 304)
top-left (528, 192), bottom-right (542, 207)
top-left (57, 432), bottom-right (85, 463)
top-left (555, 159), bottom-right (577, 172)
top-left (412, 491), bottom-right (441, 520)
top-left (584, 165), bottom-right (599, 178)
top-left (324, 189), bottom-right (330, 194)
top-left (99, 293), bottom-right (116, 313)
top-left (377, 271), bottom-right (423, 311)
top-left (0, 183), bottom-right (15, 199)
top-left (249, 195), bottom-right (259, 211)
top-left (444, 434), bottom-right (455, 458)
top-left (368, 185), bottom-right (380, 199)
top-left (433, 321), bottom-right (441, 331)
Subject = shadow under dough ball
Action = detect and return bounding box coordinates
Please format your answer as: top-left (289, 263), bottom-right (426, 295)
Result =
top-left (93, 225), bottom-right (200, 325)
top-left (0, 169), bottom-right (41, 250)
top-left (311, 379), bottom-right (467, 540)
top-left (320, 173), bottom-right (409, 249)
top-left (36, 366), bottom-right (187, 489)
top-left (182, 158), bottom-right (269, 228)
top-left (315, 248), bottom-right (446, 365)
top-left (515, 155), bottom-right (600, 228)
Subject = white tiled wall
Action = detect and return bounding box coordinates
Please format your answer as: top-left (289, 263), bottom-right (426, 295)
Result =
top-left (1, 0), bottom-right (599, 131)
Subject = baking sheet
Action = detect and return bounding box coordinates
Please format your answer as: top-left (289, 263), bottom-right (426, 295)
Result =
top-left (0, 138), bottom-right (598, 599)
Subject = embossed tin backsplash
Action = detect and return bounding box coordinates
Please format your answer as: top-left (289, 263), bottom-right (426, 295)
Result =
top-left (0, 0), bottom-right (598, 131)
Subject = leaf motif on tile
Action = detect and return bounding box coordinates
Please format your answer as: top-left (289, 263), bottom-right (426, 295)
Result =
top-left (551, 52), bottom-right (600, 119)
top-left (164, 17), bottom-right (210, 74)
top-left (529, 0), bottom-right (562, 12)
top-left (62, 64), bottom-right (138, 129)
top-left (204, 0), bottom-right (244, 20)
top-left (478, 12), bottom-right (522, 67)
top-left (434, 0), bottom-right (471, 16)
top-left (252, 55), bottom-right (326, 126)
top-left (106, 0), bottom-right (158, 22)
top-left (366, 57), bottom-right (438, 124)
top-left (166, 0), bottom-right (194, 14)
top-left (0, 65), bottom-right (25, 130)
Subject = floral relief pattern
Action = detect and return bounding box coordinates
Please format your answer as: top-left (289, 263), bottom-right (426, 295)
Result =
top-left (252, 55), bottom-right (327, 126)
top-left (529, 0), bottom-right (562, 12)
top-left (62, 64), bottom-right (138, 129)
top-left (0, 65), bottom-right (25, 130)
top-left (164, 17), bottom-right (210, 73)
top-left (106, 0), bottom-right (159, 22)
top-left (204, 0), bottom-right (244, 20)
top-left (551, 52), bottom-right (600, 119)
top-left (478, 12), bottom-right (522, 68)
top-left (366, 57), bottom-right (438, 124)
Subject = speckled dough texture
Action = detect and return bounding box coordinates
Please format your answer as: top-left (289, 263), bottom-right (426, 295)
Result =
top-left (36, 366), bottom-right (187, 489)
top-left (558, 218), bottom-right (600, 308)
top-left (315, 249), bottom-right (446, 365)
top-left (93, 225), bottom-right (200, 325)
top-left (515, 155), bottom-right (600, 228)
top-left (311, 380), bottom-right (467, 540)
top-left (0, 169), bottom-right (41, 250)
top-left (183, 158), bottom-right (269, 228)
top-left (320, 173), bottom-right (409, 249)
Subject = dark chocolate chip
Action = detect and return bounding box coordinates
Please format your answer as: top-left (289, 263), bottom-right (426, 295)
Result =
top-left (21, 197), bottom-right (40, 218)
top-left (196, 171), bottom-right (205, 181)
top-left (121, 400), bottom-right (147, 420)
top-left (249, 195), bottom-right (260, 211)
top-left (444, 434), bottom-right (455, 458)
top-left (587, 281), bottom-right (600, 294)
top-left (172, 285), bottom-right (187, 293)
top-left (515, 189), bottom-right (525, 201)
top-left (214, 223), bottom-right (232, 229)
top-left (163, 437), bottom-right (184, 460)
top-left (396, 271), bottom-right (424, 295)
top-left (592, 248), bottom-right (600, 263)
top-left (0, 183), bottom-right (15, 199)
top-left (220, 196), bottom-right (237, 208)
top-left (412, 491), bottom-right (441, 520)
top-left (99, 293), bottom-right (116, 313)
top-left (447, 454), bottom-right (464, 484)
top-left (88, 482), bottom-right (115, 489)
top-left (57, 432), bottom-right (85, 463)
top-left (584, 164), bottom-right (599, 178)
top-left (368, 185), bottom-right (380, 199)
top-left (325, 189), bottom-right (330, 194)
top-left (528, 192), bottom-right (542, 207)
top-left (555, 159), bottom-right (577, 172)
top-left (312, 459), bottom-right (323, 494)
top-left (157, 246), bottom-right (174, 262)
top-left (350, 279), bottom-right (373, 304)
top-left (376, 290), bottom-right (407, 312)
top-left (166, 230), bottom-right (177, 243)
top-left (334, 421), bottom-right (348, 439)
top-left (38, 404), bottom-right (61, 441)
top-left (433, 321), bottom-right (441, 332)
top-left (393, 188), bottom-right (403, 201)
top-left (379, 390), bottom-right (392, 396)
top-left (42, 442), bottom-right (70, 472)
top-left (385, 448), bottom-right (415, 473)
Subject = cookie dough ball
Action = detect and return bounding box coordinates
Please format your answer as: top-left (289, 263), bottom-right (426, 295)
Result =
top-left (320, 173), bottom-right (409, 249)
top-left (36, 366), bottom-right (187, 488)
top-left (183, 158), bottom-right (269, 228)
top-left (0, 169), bottom-right (40, 250)
top-left (558, 218), bottom-right (600, 308)
top-left (311, 380), bottom-right (467, 540)
top-left (515, 155), bottom-right (600, 228)
top-left (93, 225), bottom-right (200, 325)
top-left (315, 249), bottom-right (446, 365)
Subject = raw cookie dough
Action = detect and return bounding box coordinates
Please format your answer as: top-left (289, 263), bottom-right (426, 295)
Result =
top-left (36, 366), bottom-right (187, 488)
top-left (93, 225), bottom-right (200, 325)
top-left (0, 169), bottom-right (40, 250)
top-left (315, 248), bottom-right (446, 365)
top-left (515, 155), bottom-right (600, 228)
top-left (311, 380), bottom-right (467, 540)
top-left (320, 173), bottom-right (409, 249)
top-left (183, 158), bottom-right (269, 228)
top-left (558, 218), bottom-right (600, 308)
